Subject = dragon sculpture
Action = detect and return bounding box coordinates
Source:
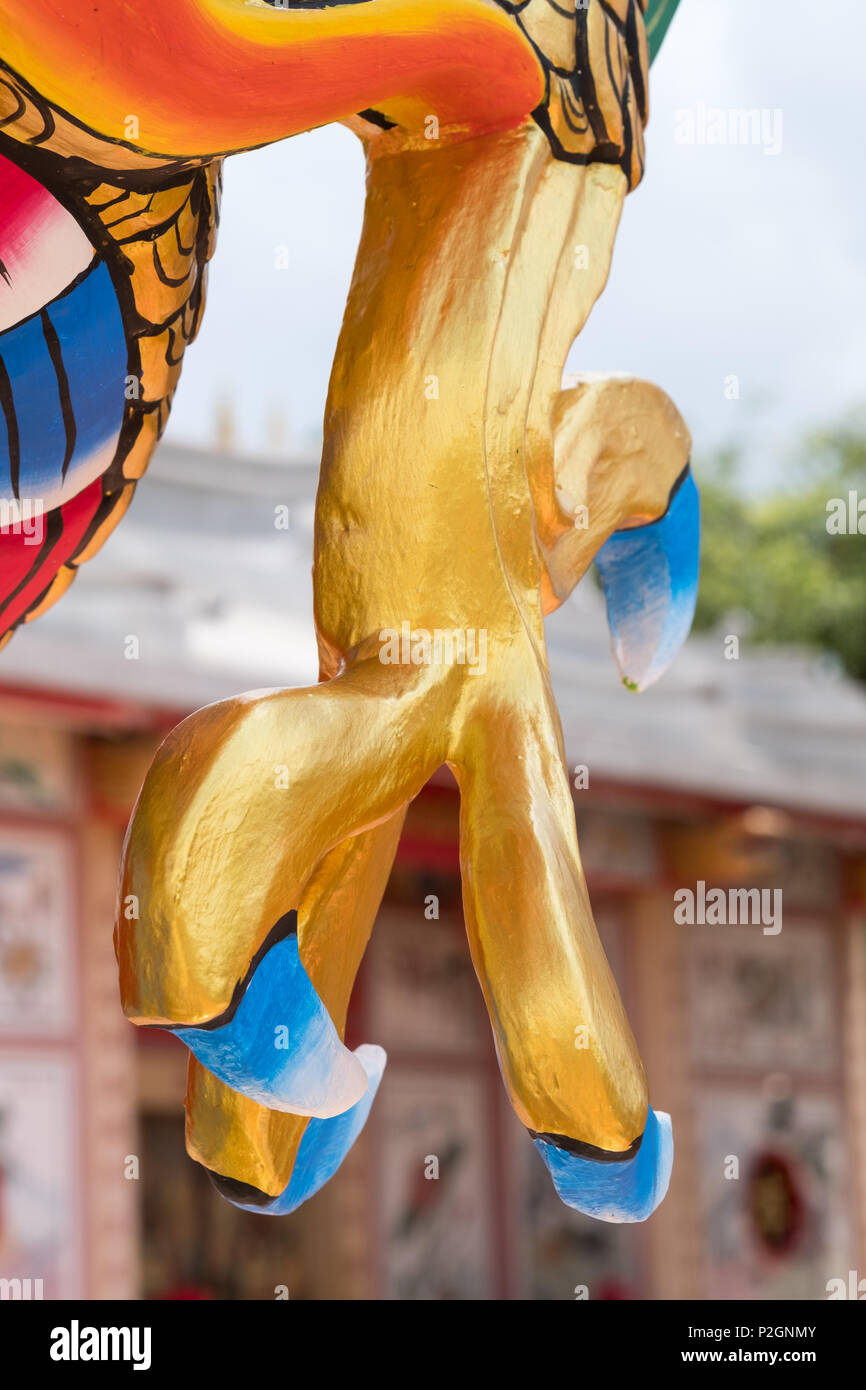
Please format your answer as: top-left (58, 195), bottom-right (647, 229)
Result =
top-left (0, 0), bottom-right (695, 1224)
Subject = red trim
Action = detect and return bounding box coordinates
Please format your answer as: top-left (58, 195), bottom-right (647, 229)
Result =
top-left (575, 774), bottom-right (866, 840)
top-left (0, 680), bottom-right (187, 731)
top-left (395, 835), bottom-right (460, 871)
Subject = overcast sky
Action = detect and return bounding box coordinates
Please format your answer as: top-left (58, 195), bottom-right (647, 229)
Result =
top-left (165, 0), bottom-right (865, 494)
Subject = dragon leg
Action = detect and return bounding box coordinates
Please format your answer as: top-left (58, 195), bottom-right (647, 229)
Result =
top-left (116, 656), bottom-right (461, 1115)
top-left (451, 639), bottom-right (672, 1222)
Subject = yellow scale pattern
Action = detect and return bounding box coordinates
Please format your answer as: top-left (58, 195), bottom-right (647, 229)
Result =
top-left (0, 62), bottom-right (220, 634)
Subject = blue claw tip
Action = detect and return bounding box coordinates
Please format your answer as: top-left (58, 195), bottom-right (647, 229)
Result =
top-left (217, 1044), bottom-right (386, 1216)
top-left (594, 465), bottom-right (699, 692)
top-left (174, 926), bottom-right (367, 1119)
top-left (534, 1108), bottom-right (673, 1223)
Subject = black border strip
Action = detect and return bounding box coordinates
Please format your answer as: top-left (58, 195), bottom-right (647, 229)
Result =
top-left (40, 307), bottom-right (77, 481)
top-left (154, 909), bottom-right (299, 1034)
top-left (0, 351), bottom-right (20, 499)
top-left (529, 1126), bottom-right (644, 1164)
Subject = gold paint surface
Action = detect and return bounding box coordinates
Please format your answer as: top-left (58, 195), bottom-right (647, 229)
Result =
top-left (120, 117), bottom-right (686, 1177)
top-left (0, 0), bottom-right (678, 1194)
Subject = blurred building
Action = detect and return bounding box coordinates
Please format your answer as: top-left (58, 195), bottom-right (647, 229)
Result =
top-left (0, 441), bottom-right (864, 1300)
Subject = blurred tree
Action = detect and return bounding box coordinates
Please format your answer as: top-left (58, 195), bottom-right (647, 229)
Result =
top-left (691, 415), bottom-right (866, 682)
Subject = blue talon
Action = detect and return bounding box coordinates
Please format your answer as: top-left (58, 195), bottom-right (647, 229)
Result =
top-left (174, 918), bottom-right (368, 1118)
top-left (534, 1108), bottom-right (673, 1223)
top-left (214, 1044), bottom-right (386, 1215)
top-left (594, 464), bottom-right (700, 692)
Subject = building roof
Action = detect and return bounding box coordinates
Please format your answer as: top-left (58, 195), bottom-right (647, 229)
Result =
top-left (2, 441), bottom-right (865, 819)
